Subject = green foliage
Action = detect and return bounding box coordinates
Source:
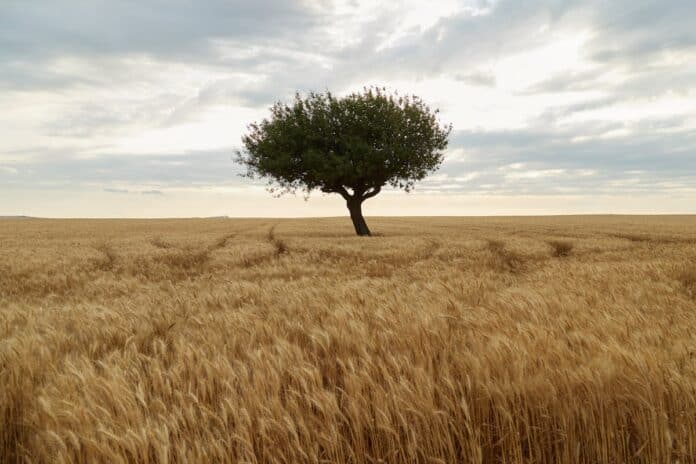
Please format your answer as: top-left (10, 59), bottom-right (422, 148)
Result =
top-left (236, 87), bottom-right (451, 201)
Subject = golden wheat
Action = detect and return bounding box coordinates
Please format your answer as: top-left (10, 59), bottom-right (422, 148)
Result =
top-left (1, 216), bottom-right (695, 463)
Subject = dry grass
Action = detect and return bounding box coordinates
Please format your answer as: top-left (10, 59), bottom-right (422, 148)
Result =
top-left (1, 215), bottom-right (696, 463)
top-left (150, 236), bottom-right (174, 249)
top-left (677, 264), bottom-right (696, 299)
top-left (547, 239), bottom-right (574, 258)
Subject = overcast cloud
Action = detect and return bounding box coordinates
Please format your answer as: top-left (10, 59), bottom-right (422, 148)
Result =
top-left (1, 0), bottom-right (694, 217)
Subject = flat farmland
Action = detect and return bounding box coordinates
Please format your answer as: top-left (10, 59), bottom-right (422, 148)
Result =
top-left (1, 216), bottom-right (695, 463)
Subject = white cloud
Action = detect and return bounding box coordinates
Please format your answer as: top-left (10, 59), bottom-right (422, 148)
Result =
top-left (505, 169), bottom-right (566, 180)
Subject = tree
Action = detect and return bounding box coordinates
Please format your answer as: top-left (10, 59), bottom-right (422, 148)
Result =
top-left (236, 87), bottom-right (451, 236)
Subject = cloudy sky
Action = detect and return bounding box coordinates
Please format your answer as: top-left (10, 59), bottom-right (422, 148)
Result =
top-left (1, 0), bottom-right (694, 217)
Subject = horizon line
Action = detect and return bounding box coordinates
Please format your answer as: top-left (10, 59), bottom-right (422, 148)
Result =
top-left (3, 213), bottom-right (696, 220)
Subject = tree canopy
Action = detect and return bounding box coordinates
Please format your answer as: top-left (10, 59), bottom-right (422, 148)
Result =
top-left (236, 87), bottom-right (451, 235)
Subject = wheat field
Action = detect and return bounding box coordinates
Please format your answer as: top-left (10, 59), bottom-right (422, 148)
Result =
top-left (1, 216), bottom-right (695, 463)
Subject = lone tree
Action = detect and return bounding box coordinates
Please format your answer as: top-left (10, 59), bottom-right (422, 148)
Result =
top-left (236, 87), bottom-right (451, 236)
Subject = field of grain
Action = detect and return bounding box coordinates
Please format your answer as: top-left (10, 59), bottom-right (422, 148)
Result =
top-left (1, 216), bottom-right (696, 463)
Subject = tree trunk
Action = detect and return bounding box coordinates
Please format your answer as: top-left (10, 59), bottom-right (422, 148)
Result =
top-left (347, 199), bottom-right (371, 236)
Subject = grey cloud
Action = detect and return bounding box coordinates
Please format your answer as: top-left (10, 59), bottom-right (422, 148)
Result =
top-left (534, 97), bottom-right (624, 122)
top-left (103, 187), bottom-right (165, 195)
top-left (338, 0), bottom-right (575, 82)
top-left (521, 69), bottom-right (608, 94)
top-left (0, 1), bottom-right (319, 62)
top-left (45, 105), bottom-right (134, 137)
top-left (345, 0), bottom-right (696, 103)
top-left (1, 149), bottom-right (245, 190)
top-left (189, 77), bottom-right (284, 110)
top-left (517, 1), bottom-right (696, 100)
top-left (587, 1), bottom-right (696, 65)
top-left (4, 0), bottom-right (695, 95)
top-left (438, 120), bottom-right (696, 195)
top-left (454, 71), bottom-right (496, 87)
top-left (44, 94), bottom-right (185, 137)
top-left (0, 61), bottom-right (99, 91)
top-left (0, 0), bottom-right (332, 94)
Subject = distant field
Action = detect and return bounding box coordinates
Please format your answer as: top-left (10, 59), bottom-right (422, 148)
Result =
top-left (1, 216), bottom-right (695, 463)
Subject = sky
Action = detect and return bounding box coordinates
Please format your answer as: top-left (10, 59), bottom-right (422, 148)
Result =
top-left (1, 0), bottom-right (695, 217)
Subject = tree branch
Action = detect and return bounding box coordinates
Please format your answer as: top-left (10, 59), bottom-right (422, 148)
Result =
top-left (333, 186), bottom-right (351, 200)
top-left (362, 186), bottom-right (381, 200)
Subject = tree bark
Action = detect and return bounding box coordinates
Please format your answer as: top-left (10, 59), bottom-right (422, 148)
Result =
top-left (347, 198), bottom-right (371, 236)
